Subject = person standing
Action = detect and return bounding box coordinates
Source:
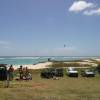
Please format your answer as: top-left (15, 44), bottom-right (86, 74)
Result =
top-left (19, 65), bottom-right (23, 80)
top-left (23, 67), bottom-right (29, 80)
top-left (25, 67), bottom-right (29, 77)
top-left (8, 65), bottom-right (14, 81)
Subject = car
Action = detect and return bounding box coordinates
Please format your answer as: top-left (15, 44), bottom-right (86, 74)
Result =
top-left (40, 68), bottom-right (64, 79)
top-left (0, 64), bottom-right (7, 81)
top-left (81, 69), bottom-right (95, 77)
top-left (67, 67), bottom-right (78, 77)
top-left (54, 68), bottom-right (64, 77)
top-left (40, 68), bottom-right (54, 79)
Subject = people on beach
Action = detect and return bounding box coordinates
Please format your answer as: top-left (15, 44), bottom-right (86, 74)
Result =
top-left (8, 65), bottom-right (14, 81)
top-left (25, 67), bottom-right (29, 77)
top-left (23, 67), bottom-right (29, 80)
top-left (19, 65), bottom-right (23, 80)
top-left (18, 66), bottom-right (32, 80)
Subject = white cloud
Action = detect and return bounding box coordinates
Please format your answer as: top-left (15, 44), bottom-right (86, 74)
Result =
top-left (69, 1), bottom-right (95, 12)
top-left (0, 41), bottom-right (13, 49)
top-left (83, 8), bottom-right (100, 16)
top-left (3, 46), bottom-right (13, 49)
top-left (0, 41), bottom-right (11, 45)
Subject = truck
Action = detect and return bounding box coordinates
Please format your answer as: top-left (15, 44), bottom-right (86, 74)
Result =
top-left (81, 69), bottom-right (95, 77)
top-left (67, 67), bottom-right (78, 77)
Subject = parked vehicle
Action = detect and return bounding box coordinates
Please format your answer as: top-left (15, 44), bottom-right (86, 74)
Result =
top-left (54, 68), bottom-right (64, 77)
top-left (67, 67), bottom-right (78, 77)
top-left (41, 68), bottom-right (64, 79)
top-left (81, 69), bottom-right (95, 77)
top-left (0, 64), bottom-right (7, 81)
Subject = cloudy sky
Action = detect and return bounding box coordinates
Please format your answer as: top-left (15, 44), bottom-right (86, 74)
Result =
top-left (0, 0), bottom-right (100, 56)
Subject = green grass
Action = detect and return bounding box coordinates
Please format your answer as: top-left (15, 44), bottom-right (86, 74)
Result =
top-left (0, 68), bottom-right (100, 100)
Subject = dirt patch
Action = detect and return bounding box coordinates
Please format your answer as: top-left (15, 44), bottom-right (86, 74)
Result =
top-left (32, 82), bottom-right (47, 89)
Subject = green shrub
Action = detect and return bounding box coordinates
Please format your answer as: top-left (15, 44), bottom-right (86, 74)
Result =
top-left (96, 64), bottom-right (100, 73)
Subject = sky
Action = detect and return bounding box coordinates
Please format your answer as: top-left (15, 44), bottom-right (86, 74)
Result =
top-left (0, 0), bottom-right (100, 56)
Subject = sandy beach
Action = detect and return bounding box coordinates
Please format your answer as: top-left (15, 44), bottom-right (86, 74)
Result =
top-left (93, 58), bottom-right (100, 61)
top-left (13, 62), bottom-right (52, 70)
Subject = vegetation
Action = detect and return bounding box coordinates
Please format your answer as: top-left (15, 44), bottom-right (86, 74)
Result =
top-left (0, 68), bottom-right (100, 100)
top-left (89, 59), bottom-right (100, 65)
top-left (51, 59), bottom-right (84, 62)
top-left (49, 62), bottom-right (91, 68)
top-left (96, 64), bottom-right (100, 73)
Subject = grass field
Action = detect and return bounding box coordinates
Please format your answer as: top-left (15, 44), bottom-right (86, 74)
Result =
top-left (0, 68), bottom-right (100, 100)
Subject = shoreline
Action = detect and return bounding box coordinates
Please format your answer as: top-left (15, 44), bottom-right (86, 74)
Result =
top-left (4, 59), bottom-right (100, 70)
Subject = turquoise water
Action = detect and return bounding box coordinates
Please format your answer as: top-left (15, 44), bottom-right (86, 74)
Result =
top-left (0, 56), bottom-right (98, 65)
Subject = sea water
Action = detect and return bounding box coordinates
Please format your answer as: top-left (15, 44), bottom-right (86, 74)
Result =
top-left (0, 56), bottom-right (98, 65)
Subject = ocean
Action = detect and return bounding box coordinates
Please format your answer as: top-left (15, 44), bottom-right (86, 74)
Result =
top-left (0, 56), bottom-right (99, 65)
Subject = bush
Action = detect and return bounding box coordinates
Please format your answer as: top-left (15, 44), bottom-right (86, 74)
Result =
top-left (50, 62), bottom-right (81, 68)
top-left (96, 64), bottom-right (100, 73)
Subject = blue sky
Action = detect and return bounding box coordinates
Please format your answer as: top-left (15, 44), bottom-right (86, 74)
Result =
top-left (0, 0), bottom-right (100, 56)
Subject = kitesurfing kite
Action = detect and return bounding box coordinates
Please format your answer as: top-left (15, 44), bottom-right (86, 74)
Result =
top-left (64, 44), bottom-right (66, 47)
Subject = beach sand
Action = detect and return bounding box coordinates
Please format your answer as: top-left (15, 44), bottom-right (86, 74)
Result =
top-left (94, 58), bottom-right (100, 61)
top-left (13, 62), bottom-right (52, 70)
